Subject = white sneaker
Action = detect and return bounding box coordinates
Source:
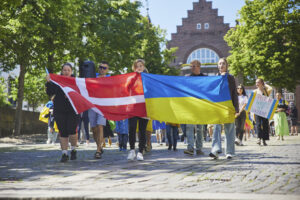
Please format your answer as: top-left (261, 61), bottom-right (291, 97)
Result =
top-left (46, 139), bottom-right (51, 144)
top-left (136, 152), bottom-right (144, 161)
top-left (127, 150), bottom-right (136, 160)
top-left (226, 154), bottom-right (233, 159)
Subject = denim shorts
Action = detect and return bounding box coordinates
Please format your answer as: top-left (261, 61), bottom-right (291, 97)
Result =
top-left (88, 109), bottom-right (106, 127)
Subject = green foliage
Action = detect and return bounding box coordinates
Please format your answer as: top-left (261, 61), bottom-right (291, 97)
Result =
top-left (0, 77), bottom-right (11, 107)
top-left (10, 68), bottom-right (48, 111)
top-left (131, 17), bottom-right (179, 75)
top-left (225, 0), bottom-right (300, 90)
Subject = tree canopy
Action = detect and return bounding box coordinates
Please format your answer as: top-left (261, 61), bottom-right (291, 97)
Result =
top-left (225, 0), bottom-right (300, 90)
top-left (0, 0), bottom-right (177, 135)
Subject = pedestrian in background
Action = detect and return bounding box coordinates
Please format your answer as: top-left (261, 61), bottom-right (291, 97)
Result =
top-left (115, 119), bottom-right (129, 151)
top-left (235, 84), bottom-right (248, 146)
top-left (77, 110), bottom-right (90, 146)
top-left (44, 96), bottom-right (58, 145)
top-left (166, 122), bottom-right (180, 151)
top-left (274, 92), bottom-right (289, 141)
top-left (253, 78), bottom-right (272, 146)
top-left (289, 102), bottom-right (298, 136)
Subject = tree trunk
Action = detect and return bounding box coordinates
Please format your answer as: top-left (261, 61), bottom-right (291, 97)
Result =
top-left (13, 64), bottom-right (26, 136)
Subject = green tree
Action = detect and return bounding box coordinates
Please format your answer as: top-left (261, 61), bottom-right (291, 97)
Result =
top-left (0, 0), bottom-right (83, 135)
top-left (225, 0), bottom-right (300, 90)
top-left (133, 17), bottom-right (179, 75)
top-left (10, 68), bottom-right (48, 112)
top-left (0, 77), bottom-right (11, 107)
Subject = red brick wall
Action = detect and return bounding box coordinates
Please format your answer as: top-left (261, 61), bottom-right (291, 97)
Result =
top-left (168, 0), bottom-right (230, 69)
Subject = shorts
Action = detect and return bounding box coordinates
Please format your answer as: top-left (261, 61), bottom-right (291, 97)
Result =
top-left (88, 109), bottom-right (106, 128)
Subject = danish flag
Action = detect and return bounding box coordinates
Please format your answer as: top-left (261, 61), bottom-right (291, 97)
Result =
top-left (49, 72), bottom-right (147, 120)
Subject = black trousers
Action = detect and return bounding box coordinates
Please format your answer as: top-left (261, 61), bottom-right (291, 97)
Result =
top-left (255, 115), bottom-right (269, 141)
top-left (129, 117), bottom-right (148, 153)
top-left (235, 110), bottom-right (246, 141)
top-left (54, 111), bottom-right (80, 138)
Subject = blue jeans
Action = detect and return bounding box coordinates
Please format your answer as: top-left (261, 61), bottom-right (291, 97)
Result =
top-left (211, 123), bottom-right (235, 155)
top-left (118, 134), bottom-right (128, 150)
top-left (166, 125), bottom-right (178, 149)
top-left (186, 124), bottom-right (204, 151)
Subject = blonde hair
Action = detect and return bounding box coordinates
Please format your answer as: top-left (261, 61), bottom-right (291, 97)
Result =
top-left (190, 60), bottom-right (201, 67)
top-left (132, 59), bottom-right (145, 71)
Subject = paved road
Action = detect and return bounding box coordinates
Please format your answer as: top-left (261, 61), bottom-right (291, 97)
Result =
top-left (0, 134), bottom-right (300, 200)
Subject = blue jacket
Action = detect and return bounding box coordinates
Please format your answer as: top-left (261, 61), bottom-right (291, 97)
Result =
top-left (115, 119), bottom-right (129, 134)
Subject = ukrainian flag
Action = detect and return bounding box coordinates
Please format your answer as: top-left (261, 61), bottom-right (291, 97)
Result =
top-left (141, 73), bottom-right (236, 124)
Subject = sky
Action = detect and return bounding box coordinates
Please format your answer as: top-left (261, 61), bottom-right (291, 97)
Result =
top-left (138, 0), bottom-right (245, 40)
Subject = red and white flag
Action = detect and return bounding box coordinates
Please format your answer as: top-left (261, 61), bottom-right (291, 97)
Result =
top-left (49, 72), bottom-right (147, 121)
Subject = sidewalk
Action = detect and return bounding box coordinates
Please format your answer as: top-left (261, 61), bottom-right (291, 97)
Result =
top-left (0, 134), bottom-right (299, 199)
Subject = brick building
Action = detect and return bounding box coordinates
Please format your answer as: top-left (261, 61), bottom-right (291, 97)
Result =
top-left (167, 0), bottom-right (300, 123)
top-left (168, 0), bottom-right (229, 75)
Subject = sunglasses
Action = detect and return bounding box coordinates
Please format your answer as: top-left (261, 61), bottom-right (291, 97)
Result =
top-left (99, 66), bottom-right (107, 70)
top-left (191, 65), bottom-right (199, 68)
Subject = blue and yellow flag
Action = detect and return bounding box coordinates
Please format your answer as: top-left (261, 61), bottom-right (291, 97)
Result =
top-left (141, 73), bottom-right (235, 124)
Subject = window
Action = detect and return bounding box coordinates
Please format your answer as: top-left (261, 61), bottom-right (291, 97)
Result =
top-left (204, 23), bottom-right (209, 29)
top-left (196, 23), bottom-right (201, 30)
top-left (186, 48), bottom-right (219, 64)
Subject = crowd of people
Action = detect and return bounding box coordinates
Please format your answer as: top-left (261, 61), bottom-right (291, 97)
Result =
top-left (44, 58), bottom-right (298, 162)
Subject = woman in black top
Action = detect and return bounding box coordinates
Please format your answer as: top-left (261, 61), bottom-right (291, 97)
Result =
top-left (46, 63), bottom-right (80, 162)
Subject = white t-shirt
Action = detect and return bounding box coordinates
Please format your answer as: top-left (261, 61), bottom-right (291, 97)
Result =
top-left (238, 95), bottom-right (248, 111)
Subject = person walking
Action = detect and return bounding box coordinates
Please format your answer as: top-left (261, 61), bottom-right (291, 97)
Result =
top-left (115, 119), bottom-right (129, 151)
top-left (77, 110), bottom-right (90, 145)
top-left (127, 59), bottom-right (149, 161)
top-left (88, 61), bottom-right (110, 159)
top-left (44, 96), bottom-right (58, 145)
top-left (166, 122), bottom-right (180, 151)
top-left (209, 58), bottom-right (239, 159)
top-left (46, 63), bottom-right (80, 162)
top-left (235, 84), bottom-right (248, 146)
top-left (289, 102), bottom-right (298, 136)
top-left (184, 60), bottom-right (206, 156)
top-left (254, 78), bottom-right (272, 146)
top-left (274, 92), bottom-right (289, 140)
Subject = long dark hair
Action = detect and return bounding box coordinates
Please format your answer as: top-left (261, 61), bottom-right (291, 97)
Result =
top-left (237, 84), bottom-right (247, 96)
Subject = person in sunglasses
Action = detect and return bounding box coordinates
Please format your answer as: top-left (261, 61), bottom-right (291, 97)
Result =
top-left (88, 61), bottom-right (110, 159)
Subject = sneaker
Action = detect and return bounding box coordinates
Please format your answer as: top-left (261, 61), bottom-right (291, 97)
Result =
top-left (127, 150), bottom-right (136, 160)
top-left (46, 139), bottom-right (51, 144)
top-left (60, 154), bottom-right (69, 162)
top-left (226, 154), bottom-right (233, 159)
top-left (184, 149), bottom-right (194, 155)
top-left (51, 142), bottom-right (55, 145)
top-left (209, 152), bottom-right (218, 159)
top-left (70, 150), bottom-right (77, 160)
top-left (94, 152), bottom-right (102, 159)
top-left (196, 150), bottom-right (204, 155)
top-left (235, 139), bottom-right (240, 146)
top-left (136, 152), bottom-right (144, 161)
